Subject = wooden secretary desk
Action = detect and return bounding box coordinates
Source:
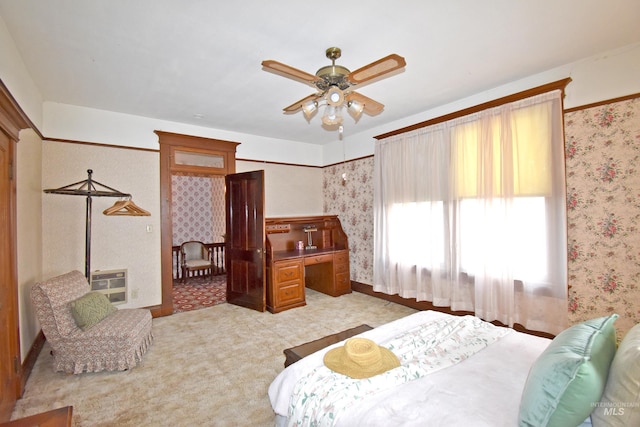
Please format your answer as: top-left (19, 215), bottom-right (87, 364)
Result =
top-left (265, 215), bottom-right (350, 313)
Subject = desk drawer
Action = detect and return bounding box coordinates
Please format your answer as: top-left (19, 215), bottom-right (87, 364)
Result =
top-left (304, 253), bottom-right (333, 265)
top-left (334, 261), bottom-right (349, 274)
top-left (278, 282), bottom-right (304, 305)
top-left (334, 250), bottom-right (349, 264)
top-left (335, 272), bottom-right (351, 293)
top-left (275, 260), bottom-right (303, 282)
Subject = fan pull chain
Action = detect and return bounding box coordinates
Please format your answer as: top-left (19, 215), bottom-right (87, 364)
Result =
top-left (340, 125), bottom-right (347, 185)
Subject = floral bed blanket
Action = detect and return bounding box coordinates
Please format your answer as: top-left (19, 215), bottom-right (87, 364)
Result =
top-left (286, 315), bottom-right (509, 427)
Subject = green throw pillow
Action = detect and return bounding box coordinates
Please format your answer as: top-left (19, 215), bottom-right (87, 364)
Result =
top-left (518, 314), bottom-right (618, 427)
top-left (71, 291), bottom-right (117, 331)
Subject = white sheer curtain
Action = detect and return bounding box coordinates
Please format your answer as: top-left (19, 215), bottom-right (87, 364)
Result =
top-left (373, 90), bottom-right (567, 335)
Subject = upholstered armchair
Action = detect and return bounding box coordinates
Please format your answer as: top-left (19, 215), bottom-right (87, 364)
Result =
top-left (31, 270), bottom-right (153, 374)
top-left (180, 241), bottom-right (213, 282)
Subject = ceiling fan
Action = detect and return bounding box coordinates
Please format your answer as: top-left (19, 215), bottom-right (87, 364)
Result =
top-left (262, 47), bottom-right (406, 127)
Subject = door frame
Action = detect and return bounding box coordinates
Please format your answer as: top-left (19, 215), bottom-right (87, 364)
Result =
top-left (156, 131), bottom-right (239, 317)
top-left (0, 81), bottom-right (31, 421)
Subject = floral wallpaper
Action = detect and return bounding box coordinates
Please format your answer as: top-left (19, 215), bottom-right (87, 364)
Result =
top-left (565, 96), bottom-right (640, 337)
top-left (171, 174), bottom-right (225, 246)
top-left (323, 95), bottom-right (640, 337)
top-left (323, 157), bottom-right (375, 285)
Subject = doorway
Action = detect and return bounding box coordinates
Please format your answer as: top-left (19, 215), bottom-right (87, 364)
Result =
top-left (171, 173), bottom-right (226, 313)
top-left (156, 131), bottom-right (239, 316)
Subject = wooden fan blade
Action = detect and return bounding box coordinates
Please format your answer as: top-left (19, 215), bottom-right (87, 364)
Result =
top-left (346, 91), bottom-right (384, 114)
top-left (347, 54), bottom-right (406, 85)
top-left (262, 60), bottom-right (319, 85)
top-left (283, 93), bottom-right (322, 113)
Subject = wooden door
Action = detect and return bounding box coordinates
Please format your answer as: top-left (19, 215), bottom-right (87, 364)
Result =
top-left (0, 131), bottom-right (19, 421)
top-left (225, 170), bottom-right (265, 311)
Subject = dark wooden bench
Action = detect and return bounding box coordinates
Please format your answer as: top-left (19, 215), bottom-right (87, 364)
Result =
top-left (283, 324), bottom-right (373, 368)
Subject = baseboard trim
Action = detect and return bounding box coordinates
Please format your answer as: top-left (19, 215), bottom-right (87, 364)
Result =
top-left (20, 330), bottom-right (45, 395)
top-left (351, 281), bottom-right (555, 339)
top-left (148, 305), bottom-right (167, 318)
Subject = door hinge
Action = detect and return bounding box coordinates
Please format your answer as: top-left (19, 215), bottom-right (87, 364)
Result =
top-left (9, 162), bottom-right (13, 180)
top-left (14, 356), bottom-right (20, 374)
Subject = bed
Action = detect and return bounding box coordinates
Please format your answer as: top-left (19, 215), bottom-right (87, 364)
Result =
top-left (269, 310), bottom-right (640, 427)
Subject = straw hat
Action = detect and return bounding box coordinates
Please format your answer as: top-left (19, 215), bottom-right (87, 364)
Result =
top-left (323, 337), bottom-right (400, 379)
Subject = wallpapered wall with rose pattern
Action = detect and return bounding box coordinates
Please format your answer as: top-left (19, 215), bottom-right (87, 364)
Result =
top-left (323, 158), bottom-right (375, 285)
top-left (565, 96), bottom-right (640, 336)
top-left (323, 95), bottom-right (640, 337)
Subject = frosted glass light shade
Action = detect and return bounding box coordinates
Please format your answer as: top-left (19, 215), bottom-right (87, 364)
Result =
top-left (302, 100), bottom-right (318, 119)
top-left (322, 105), bottom-right (343, 126)
top-left (347, 100), bottom-right (364, 119)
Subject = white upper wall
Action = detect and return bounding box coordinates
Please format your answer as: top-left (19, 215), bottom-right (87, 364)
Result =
top-left (322, 43), bottom-right (640, 165)
top-left (0, 12), bottom-right (42, 127)
top-left (42, 102), bottom-right (325, 166)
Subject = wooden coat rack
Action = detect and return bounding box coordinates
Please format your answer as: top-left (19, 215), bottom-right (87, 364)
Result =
top-left (43, 169), bottom-right (150, 278)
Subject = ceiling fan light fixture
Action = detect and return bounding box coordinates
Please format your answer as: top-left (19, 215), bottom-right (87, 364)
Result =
top-left (301, 100), bottom-right (318, 119)
top-left (326, 86), bottom-right (344, 107)
top-left (321, 105), bottom-right (343, 126)
top-left (347, 99), bottom-right (364, 119)
top-left (262, 47), bottom-right (405, 131)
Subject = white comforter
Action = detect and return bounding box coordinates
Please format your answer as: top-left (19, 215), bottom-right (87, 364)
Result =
top-left (269, 310), bottom-right (551, 427)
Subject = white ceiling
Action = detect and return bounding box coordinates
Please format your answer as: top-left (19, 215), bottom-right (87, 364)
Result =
top-left (1, 1), bottom-right (639, 145)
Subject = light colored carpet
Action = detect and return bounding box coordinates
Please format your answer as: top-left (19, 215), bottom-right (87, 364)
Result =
top-left (12, 289), bottom-right (416, 426)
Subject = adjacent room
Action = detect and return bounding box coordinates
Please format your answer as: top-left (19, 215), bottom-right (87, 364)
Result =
top-left (171, 173), bottom-right (227, 313)
top-left (1, 1), bottom-right (640, 425)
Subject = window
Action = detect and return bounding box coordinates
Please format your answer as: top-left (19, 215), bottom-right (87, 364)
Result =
top-left (374, 89), bottom-right (568, 335)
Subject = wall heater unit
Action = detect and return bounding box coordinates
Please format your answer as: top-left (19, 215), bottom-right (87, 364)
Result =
top-left (90, 269), bottom-right (127, 305)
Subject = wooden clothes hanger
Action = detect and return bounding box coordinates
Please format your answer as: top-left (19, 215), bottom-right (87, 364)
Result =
top-left (103, 198), bottom-right (151, 216)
